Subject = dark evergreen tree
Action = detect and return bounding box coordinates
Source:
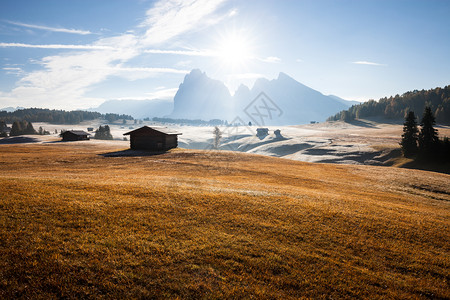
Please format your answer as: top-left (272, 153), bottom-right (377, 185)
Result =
top-left (94, 125), bottom-right (113, 140)
top-left (418, 106), bottom-right (439, 158)
top-left (10, 121), bottom-right (23, 136)
top-left (400, 111), bottom-right (419, 157)
top-left (24, 121), bottom-right (37, 134)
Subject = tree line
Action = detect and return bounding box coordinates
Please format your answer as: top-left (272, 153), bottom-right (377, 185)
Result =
top-left (400, 107), bottom-right (449, 162)
top-left (328, 86), bottom-right (450, 124)
top-left (0, 108), bottom-right (133, 125)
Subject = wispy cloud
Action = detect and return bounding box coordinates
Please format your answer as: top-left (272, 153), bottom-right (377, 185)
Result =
top-left (260, 56), bottom-right (281, 63)
top-left (2, 67), bottom-right (23, 76)
top-left (143, 48), bottom-right (215, 56)
top-left (146, 87), bottom-right (179, 100)
top-left (140, 0), bottom-right (227, 46)
top-left (352, 61), bottom-right (386, 66)
top-left (0, 0), bottom-right (228, 109)
top-left (5, 20), bottom-right (92, 35)
top-left (0, 42), bottom-right (113, 50)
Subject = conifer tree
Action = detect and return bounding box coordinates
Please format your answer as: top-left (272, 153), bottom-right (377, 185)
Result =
top-left (418, 106), bottom-right (439, 158)
top-left (94, 125), bottom-right (113, 140)
top-left (213, 126), bottom-right (222, 149)
top-left (400, 111), bottom-right (418, 157)
top-left (24, 121), bottom-right (37, 134)
top-left (10, 121), bottom-right (23, 136)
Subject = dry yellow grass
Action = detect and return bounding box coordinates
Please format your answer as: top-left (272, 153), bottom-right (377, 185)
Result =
top-left (0, 140), bottom-right (449, 298)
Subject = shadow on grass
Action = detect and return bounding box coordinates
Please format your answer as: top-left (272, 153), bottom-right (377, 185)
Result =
top-left (401, 160), bottom-right (450, 175)
top-left (100, 149), bottom-right (167, 157)
top-left (0, 136), bottom-right (40, 144)
top-left (347, 119), bottom-right (378, 128)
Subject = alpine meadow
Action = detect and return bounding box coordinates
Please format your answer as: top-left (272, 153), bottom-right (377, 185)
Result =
top-left (1, 0), bottom-right (450, 298)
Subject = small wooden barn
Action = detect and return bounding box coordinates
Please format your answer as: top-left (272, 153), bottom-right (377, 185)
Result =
top-left (123, 126), bottom-right (181, 151)
top-left (61, 130), bottom-right (90, 141)
top-left (256, 128), bottom-right (269, 137)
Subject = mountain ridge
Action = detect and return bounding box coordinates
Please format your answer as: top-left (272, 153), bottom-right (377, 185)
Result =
top-left (89, 70), bottom-right (354, 124)
top-left (171, 69), bottom-right (351, 125)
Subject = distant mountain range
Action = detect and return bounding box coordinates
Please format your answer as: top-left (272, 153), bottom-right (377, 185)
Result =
top-left (171, 70), bottom-right (354, 125)
top-left (90, 69), bottom-right (356, 125)
top-left (90, 99), bottom-right (172, 119)
top-left (0, 106), bottom-right (25, 113)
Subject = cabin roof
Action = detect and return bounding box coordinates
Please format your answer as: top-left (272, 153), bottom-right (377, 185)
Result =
top-left (123, 126), bottom-right (181, 136)
top-left (64, 130), bottom-right (90, 136)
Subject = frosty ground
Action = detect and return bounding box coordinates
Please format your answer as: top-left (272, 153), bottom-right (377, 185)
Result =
top-left (24, 119), bottom-right (450, 166)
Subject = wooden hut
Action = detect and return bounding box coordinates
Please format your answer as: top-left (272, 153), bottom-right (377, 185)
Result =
top-left (123, 126), bottom-right (181, 151)
top-left (256, 128), bottom-right (269, 137)
top-left (61, 130), bottom-right (90, 141)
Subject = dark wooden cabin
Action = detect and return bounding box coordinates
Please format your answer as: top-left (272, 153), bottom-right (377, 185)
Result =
top-left (123, 126), bottom-right (181, 151)
top-left (256, 128), bottom-right (269, 137)
top-left (61, 130), bottom-right (90, 141)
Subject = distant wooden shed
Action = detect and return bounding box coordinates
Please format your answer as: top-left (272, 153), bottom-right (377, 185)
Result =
top-left (256, 128), bottom-right (269, 137)
top-left (61, 130), bottom-right (90, 141)
top-left (123, 126), bottom-right (181, 151)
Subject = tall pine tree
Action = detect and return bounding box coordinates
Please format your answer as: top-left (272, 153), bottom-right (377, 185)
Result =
top-left (418, 106), bottom-right (439, 158)
top-left (400, 111), bottom-right (418, 157)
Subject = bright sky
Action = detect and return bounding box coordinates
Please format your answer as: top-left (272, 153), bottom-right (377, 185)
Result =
top-left (1, 0), bottom-right (449, 110)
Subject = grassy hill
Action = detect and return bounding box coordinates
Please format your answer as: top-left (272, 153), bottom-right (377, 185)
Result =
top-left (0, 141), bottom-right (449, 298)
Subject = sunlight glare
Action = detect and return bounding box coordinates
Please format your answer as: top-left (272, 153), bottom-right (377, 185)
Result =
top-left (216, 33), bottom-right (253, 68)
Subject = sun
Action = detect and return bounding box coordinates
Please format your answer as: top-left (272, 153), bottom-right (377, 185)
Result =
top-left (215, 33), bottom-right (253, 68)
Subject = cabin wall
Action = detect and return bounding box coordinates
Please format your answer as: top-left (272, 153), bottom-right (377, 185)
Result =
top-left (62, 133), bottom-right (89, 141)
top-left (126, 127), bottom-right (179, 151)
top-left (164, 135), bottom-right (178, 149)
top-left (129, 134), bottom-right (178, 151)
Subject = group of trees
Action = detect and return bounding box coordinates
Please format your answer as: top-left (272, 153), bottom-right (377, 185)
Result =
top-left (0, 108), bottom-right (133, 125)
top-left (9, 120), bottom-right (37, 136)
top-left (94, 125), bottom-right (113, 140)
top-left (328, 86), bottom-right (450, 124)
top-left (400, 107), bottom-right (450, 161)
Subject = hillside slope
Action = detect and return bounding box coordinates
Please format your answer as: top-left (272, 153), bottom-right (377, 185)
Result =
top-left (0, 142), bottom-right (449, 298)
top-left (328, 85), bottom-right (450, 124)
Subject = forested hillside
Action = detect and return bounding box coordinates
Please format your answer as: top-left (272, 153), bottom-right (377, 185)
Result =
top-left (0, 108), bottom-right (133, 125)
top-left (328, 86), bottom-right (450, 124)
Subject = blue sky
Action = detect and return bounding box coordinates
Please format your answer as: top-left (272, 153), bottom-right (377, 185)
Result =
top-left (1, 0), bottom-right (449, 110)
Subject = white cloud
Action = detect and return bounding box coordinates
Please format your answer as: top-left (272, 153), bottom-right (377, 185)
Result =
top-left (146, 87), bottom-right (179, 99)
top-left (260, 56), bottom-right (281, 63)
top-left (140, 0), bottom-right (227, 46)
top-left (143, 48), bottom-right (215, 56)
top-left (2, 67), bottom-right (23, 76)
top-left (352, 61), bottom-right (386, 66)
top-left (5, 20), bottom-right (92, 35)
top-left (228, 8), bottom-right (238, 17)
top-left (1, 0), bottom-right (228, 109)
top-left (112, 66), bottom-right (189, 80)
top-left (0, 42), bottom-right (113, 50)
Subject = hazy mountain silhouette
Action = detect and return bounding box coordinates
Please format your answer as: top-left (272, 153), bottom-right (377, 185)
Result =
top-left (90, 99), bottom-right (172, 119)
top-left (242, 72), bottom-right (349, 125)
top-left (171, 70), bottom-right (353, 125)
top-left (171, 69), bottom-right (234, 120)
top-left (0, 106), bottom-right (25, 112)
top-left (327, 95), bottom-right (359, 107)
top-left (91, 70), bottom-right (354, 124)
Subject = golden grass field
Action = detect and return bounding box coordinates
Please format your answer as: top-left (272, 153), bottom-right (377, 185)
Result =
top-left (0, 140), bottom-right (449, 298)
